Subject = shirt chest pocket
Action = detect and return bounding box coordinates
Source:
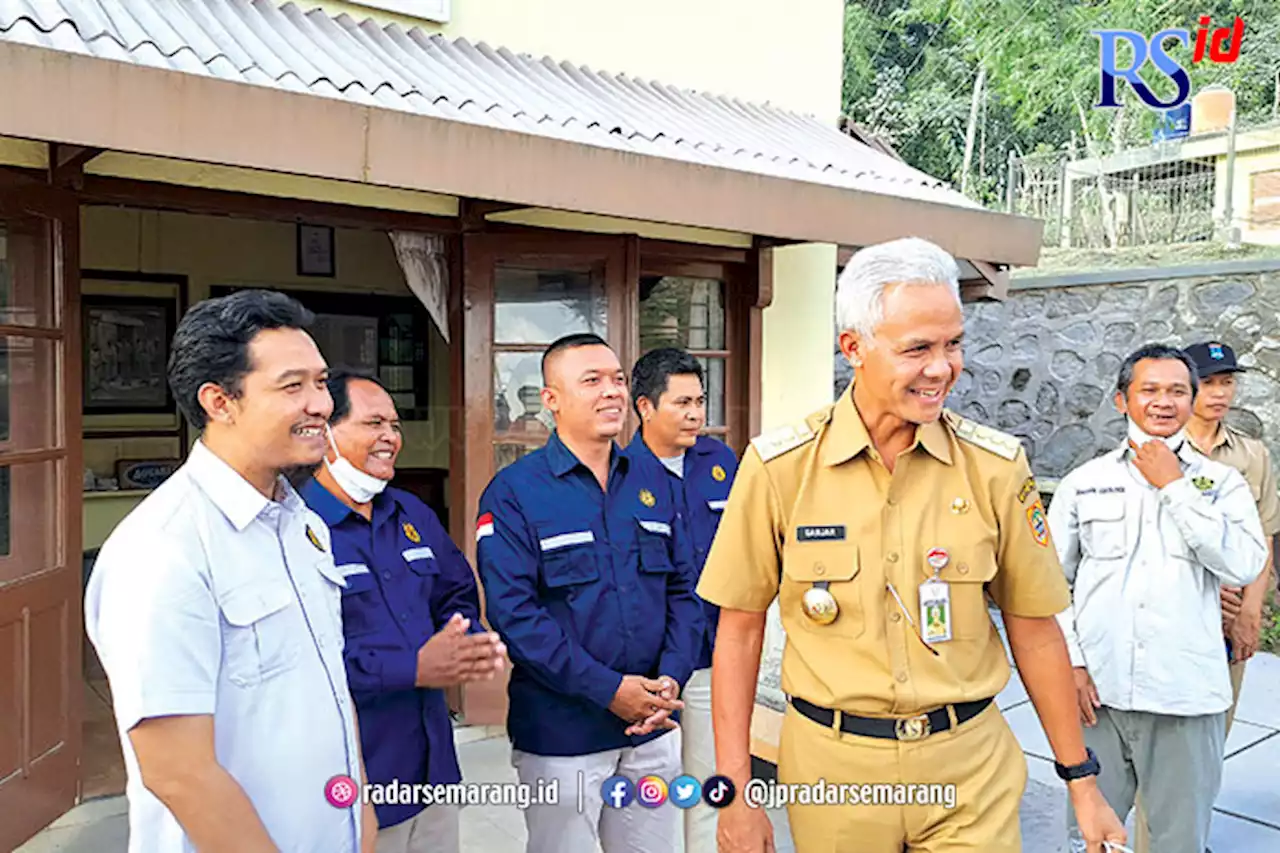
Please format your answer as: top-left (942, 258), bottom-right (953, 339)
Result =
top-left (218, 582), bottom-right (302, 688)
top-left (338, 567), bottom-right (381, 638)
top-left (1079, 498), bottom-right (1128, 559)
top-left (781, 541), bottom-right (863, 639)
top-left (636, 518), bottom-right (675, 576)
top-left (538, 529), bottom-right (600, 590)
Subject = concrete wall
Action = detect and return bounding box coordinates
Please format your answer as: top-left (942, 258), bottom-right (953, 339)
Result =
top-left (939, 261), bottom-right (1280, 484)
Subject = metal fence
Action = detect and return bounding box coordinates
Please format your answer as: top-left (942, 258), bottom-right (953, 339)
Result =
top-left (1008, 148), bottom-right (1218, 249)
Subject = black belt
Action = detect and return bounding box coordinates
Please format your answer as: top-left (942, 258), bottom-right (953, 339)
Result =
top-left (789, 696), bottom-right (992, 741)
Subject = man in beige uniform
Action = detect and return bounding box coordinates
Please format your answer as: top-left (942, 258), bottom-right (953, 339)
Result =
top-left (697, 237), bottom-right (1126, 853)
top-left (1132, 339), bottom-right (1280, 853)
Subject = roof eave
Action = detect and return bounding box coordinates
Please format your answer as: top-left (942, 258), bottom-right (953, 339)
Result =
top-left (0, 41), bottom-right (1043, 268)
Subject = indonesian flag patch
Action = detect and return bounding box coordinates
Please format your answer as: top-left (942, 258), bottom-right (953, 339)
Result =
top-left (475, 512), bottom-right (495, 543)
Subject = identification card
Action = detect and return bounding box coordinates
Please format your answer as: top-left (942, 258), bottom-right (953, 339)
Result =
top-left (919, 579), bottom-right (952, 644)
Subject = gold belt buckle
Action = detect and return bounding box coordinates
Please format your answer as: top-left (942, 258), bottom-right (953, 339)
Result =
top-left (894, 713), bottom-right (932, 741)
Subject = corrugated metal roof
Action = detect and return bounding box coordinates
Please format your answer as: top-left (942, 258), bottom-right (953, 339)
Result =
top-left (0, 0), bottom-right (981, 210)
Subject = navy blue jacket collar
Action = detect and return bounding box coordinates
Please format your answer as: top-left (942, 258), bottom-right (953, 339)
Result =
top-left (546, 430), bottom-right (627, 479)
top-left (299, 477), bottom-right (403, 528)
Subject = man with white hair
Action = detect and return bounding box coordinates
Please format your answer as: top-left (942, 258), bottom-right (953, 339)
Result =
top-left (695, 237), bottom-right (1127, 853)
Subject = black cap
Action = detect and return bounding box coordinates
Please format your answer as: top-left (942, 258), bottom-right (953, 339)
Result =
top-left (1184, 341), bottom-right (1244, 378)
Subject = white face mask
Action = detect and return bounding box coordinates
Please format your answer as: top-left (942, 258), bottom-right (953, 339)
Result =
top-left (324, 425), bottom-right (390, 504)
top-left (1126, 417), bottom-right (1187, 452)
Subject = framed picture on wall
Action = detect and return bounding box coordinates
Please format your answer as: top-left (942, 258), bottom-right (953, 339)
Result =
top-left (82, 295), bottom-right (177, 414)
top-left (209, 286), bottom-right (432, 420)
top-left (297, 224), bottom-right (336, 277)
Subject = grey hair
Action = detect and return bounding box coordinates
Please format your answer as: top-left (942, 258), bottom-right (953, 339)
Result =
top-left (835, 237), bottom-right (962, 337)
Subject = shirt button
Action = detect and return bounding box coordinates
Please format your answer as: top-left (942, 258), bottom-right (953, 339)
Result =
top-left (891, 611), bottom-right (902, 623)
top-left (383, 571), bottom-right (393, 580)
top-left (958, 563), bottom-right (969, 575)
top-left (400, 613), bottom-right (410, 621)
top-left (814, 564), bottom-right (826, 576)
top-left (895, 671), bottom-right (908, 683)
top-left (887, 552), bottom-right (899, 563)
top-left (887, 497), bottom-right (898, 506)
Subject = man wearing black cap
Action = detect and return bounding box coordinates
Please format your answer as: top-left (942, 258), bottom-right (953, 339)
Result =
top-left (1131, 340), bottom-right (1280, 853)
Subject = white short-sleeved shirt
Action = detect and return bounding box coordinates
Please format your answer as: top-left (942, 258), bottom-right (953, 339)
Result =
top-left (84, 440), bottom-right (363, 852)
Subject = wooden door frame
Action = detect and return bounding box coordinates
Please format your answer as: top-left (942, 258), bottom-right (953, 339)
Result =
top-left (452, 227), bottom-right (769, 724)
top-left (0, 175), bottom-right (84, 851)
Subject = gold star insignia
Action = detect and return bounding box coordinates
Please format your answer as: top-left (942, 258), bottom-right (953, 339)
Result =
top-left (639, 489), bottom-right (656, 507)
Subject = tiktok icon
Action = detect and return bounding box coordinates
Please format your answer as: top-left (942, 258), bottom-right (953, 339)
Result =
top-left (702, 775), bottom-right (737, 809)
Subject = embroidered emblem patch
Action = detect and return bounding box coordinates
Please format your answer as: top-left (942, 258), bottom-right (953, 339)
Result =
top-left (306, 525), bottom-right (325, 552)
top-left (1026, 501), bottom-right (1049, 547)
top-left (1192, 476), bottom-right (1215, 492)
top-left (1209, 343), bottom-right (1225, 360)
top-left (403, 522), bottom-right (421, 543)
top-left (639, 489), bottom-right (656, 508)
top-left (712, 465), bottom-right (727, 482)
top-left (1017, 477), bottom-right (1037, 503)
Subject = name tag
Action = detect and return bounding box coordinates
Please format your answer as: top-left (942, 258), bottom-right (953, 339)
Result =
top-left (796, 525), bottom-right (846, 542)
top-left (401, 547), bottom-right (435, 562)
top-left (919, 579), bottom-right (952, 644)
top-left (336, 563), bottom-right (370, 578)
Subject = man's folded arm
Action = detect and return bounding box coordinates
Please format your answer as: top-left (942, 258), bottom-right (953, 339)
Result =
top-left (1161, 471), bottom-right (1267, 586)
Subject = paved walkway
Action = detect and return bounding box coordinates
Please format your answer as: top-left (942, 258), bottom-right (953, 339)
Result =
top-left (20, 629), bottom-right (1280, 852)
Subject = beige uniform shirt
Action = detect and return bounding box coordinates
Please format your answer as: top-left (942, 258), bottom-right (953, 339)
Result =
top-left (696, 390), bottom-right (1070, 717)
top-left (1195, 423), bottom-right (1280, 537)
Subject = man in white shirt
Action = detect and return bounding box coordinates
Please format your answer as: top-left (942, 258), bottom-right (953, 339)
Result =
top-left (84, 289), bottom-right (378, 852)
top-left (1049, 343), bottom-right (1267, 853)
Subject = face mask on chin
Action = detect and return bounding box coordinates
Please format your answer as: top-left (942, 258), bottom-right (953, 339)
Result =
top-left (1126, 417), bottom-right (1187, 453)
top-left (324, 426), bottom-right (389, 504)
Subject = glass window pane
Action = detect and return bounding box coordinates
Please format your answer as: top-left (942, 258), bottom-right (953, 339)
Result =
top-left (494, 352), bottom-right (554, 436)
top-left (494, 266), bottom-right (606, 344)
top-left (0, 336), bottom-right (57, 452)
top-left (495, 442), bottom-right (539, 473)
top-left (639, 276), bottom-right (725, 351)
top-left (698, 357), bottom-right (726, 428)
top-left (0, 459), bottom-right (60, 579)
top-left (0, 218), bottom-right (54, 328)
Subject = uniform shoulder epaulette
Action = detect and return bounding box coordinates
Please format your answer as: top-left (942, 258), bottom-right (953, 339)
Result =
top-left (750, 420), bottom-right (817, 463)
top-left (943, 409), bottom-right (1021, 461)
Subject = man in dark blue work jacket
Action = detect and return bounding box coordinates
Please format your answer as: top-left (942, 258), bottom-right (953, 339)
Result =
top-left (301, 370), bottom-right (507, 853)
top-left (476, 333), bottom-right (704, 853)
top-left (626, 347), bottom-right (738, 853)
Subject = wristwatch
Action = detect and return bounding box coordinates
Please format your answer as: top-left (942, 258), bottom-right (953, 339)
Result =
top-left (1055, 747), bottom-right (1101, 781)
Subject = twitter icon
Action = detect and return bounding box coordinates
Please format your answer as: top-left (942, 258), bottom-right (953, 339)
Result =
top-left (669, 775), bottom-right (702, 809)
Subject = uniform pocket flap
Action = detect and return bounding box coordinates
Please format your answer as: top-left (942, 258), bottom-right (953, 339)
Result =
top-left (403, 547), bottom-right (440, 575)
top-left (783, 542), bottom-right (859, 582)
top-left (218, 583), bottom-right (294, 627)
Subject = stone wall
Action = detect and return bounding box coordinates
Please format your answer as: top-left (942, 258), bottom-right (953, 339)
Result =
top-left (833, 260), bottom-right (1280, 484)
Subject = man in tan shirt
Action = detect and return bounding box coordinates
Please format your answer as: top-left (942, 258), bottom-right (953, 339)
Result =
top-left (696, 237), bottom-right (1125, 853)
top-left (1183, 340), bottom-right (1278, 729)
top-left (1131, 339), bottom-right (1279, 853)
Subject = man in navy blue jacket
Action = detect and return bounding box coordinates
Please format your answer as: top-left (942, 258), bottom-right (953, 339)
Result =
top-left (301, 370), bottom-right (506, 853)
top-left (625, 347), bottom-right (738, 853)
top-left (476, 333), bottom-right (704, 853)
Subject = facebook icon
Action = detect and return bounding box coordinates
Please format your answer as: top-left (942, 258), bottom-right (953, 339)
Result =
top-left (601, 775), bottom-right (635, 809)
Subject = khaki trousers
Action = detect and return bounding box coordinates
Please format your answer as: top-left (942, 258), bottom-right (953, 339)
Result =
top-left (1131, 660), bottom-right (1243, 853)
top-left (778, 700), bottom-right (1025, 852)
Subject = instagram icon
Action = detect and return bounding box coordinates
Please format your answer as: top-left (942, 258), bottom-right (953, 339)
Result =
top-left (636, 775), bottom-right (668, 808)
